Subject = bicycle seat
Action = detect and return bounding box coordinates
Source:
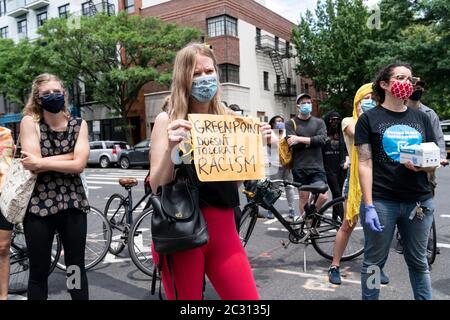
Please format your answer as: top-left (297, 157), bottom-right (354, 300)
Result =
top-left (119, 178), bottom-right (138, 188)
top-left (299, 182), bottom-right (328, 194)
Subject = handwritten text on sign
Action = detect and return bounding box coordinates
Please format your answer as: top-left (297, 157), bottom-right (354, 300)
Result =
top-left (188, 114), bottom-right (265, 182)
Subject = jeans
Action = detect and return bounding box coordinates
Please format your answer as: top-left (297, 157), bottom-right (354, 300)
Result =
top-left (360, 197), bottom-right (434, 300)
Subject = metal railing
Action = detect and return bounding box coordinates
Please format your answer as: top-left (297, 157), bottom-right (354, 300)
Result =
top-left (256, 35), bottom-right (292, 58)
top-left (274, 83), bottom-right (297, 97)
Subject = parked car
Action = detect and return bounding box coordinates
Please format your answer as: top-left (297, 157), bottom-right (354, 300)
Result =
top-left (118, 140), bottom-right (150, 169)
top-left (88, 141), bottom-right (130, 168)
top-left (441, 120), bottom-right (450, 158)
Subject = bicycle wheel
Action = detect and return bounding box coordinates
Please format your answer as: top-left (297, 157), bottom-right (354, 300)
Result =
top-left (56, 207), bottom-right (112, 271)
top-left (311, 197), bottom-right (364, 261)
top-left (239, 205), bottom-right (258, 247)
top-left (129, 208), bottom-right (155, 276)
top-left (104, 194), bottom-right (128, 255)
top-left (10, 228), bottom-right (61, 295)
top-left (427, 217), bottom-right (437, 265)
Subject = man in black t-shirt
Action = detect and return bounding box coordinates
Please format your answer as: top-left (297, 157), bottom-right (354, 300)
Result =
top-left (285, 93), bottom-right (328, 220)
top-left (355, 63), bottom-right (437, 300)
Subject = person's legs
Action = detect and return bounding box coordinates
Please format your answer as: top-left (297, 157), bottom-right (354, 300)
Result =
top-left (203, 207), bottom-right (259, 300)
top-left (397, 198), bottom-right (434, 300)
top-left (56, 209), bottom-right (89, 300)
top-left (299, 190), bottom-right (309, 215)
top-left (325, 171), bottom-right (344, 220)
top-left (360, 199), bottom-right (398, 300)
top-left (282, 168), bottom-right (296, 213)
top-left (292, 168), bottom-right (309, 216)
top-left (0, 229), bottom-right (12, 300)
top-left (331, 217), bottom-right (356, 267)
top-left (158, 246), bottom-right (206, 300)
top-left (23, 213), bottom-right (57, 300)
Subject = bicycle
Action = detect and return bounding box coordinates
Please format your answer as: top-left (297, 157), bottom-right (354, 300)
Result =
top-left (9, 225), bottom-right (60, 295)
top-left (395, 215), bottom-right (437, 266)
top-left (239, 179), bottom-right (364, 263)
top-left (8, 206), bottom-right (111, 295)
top-left (52, 206), bottom-right (112, 271)
top-left (103, 178), bottom-right (154, 276)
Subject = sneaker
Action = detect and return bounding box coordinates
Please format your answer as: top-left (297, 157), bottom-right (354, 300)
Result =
top-left (380, 270), bottom-right (389, 285)
top-left (328, 265), bottom-right (342, 285)
top-left (395, 239), bottom-right (404, 254)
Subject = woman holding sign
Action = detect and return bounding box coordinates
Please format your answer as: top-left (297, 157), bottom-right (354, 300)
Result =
top-left (150, 43), bottom-right (271, 300)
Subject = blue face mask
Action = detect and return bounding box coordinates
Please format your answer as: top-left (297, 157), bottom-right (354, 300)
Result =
top-left (40, 93), bottom-right (65, 114)
top-left (299, 103), bottom-right (312, 115)
top-left (360, 99), bottom-right (376, 113)
top-left (274, 122), bottom-right (285, 130)
top-left (191, 75), bottom-right (218, 103)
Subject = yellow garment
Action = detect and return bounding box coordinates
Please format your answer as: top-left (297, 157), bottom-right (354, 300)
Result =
top-left (346, 83), bottom-right (373, 226)
top-left (0, 127), bottom-right (14, 192)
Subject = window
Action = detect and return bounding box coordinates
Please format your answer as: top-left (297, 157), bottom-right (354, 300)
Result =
top-left (90, 142), bottom-right (103, 150)
top-left (58, 4), bottom-right (70, 19)
top-left (0, 0), bottom-right (6, 17)
top-left (134, 140), bottom-right (149, 149)
top-left (264, 72), bottom-right (269, 91)
top-left (276, 75), bottom-right (281, 91)
top-left (256, 27), bottom-right (261, 46)
top-left (286, 41), bottom-right (290, 56)
top-left (275, 36), bottom-right (279, 51)
top-left (17, 18), bottom-right (27, 38)
top-left (304, 83), bottom-right (309, 94)
top-left (207, 15), bottom-right (237, 38)
top-left (82, 2), bottom-right (94, 17)
top-left (124, 0), bottom-right (135, 13)
top-left (37, 11), bottom-right (47, 27)
top-left (0, 27), bottom-right (7, 39)
top-left (219, 64), bottom-right (239, 84)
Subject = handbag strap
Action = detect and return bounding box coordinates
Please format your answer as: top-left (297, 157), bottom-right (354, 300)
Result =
top-left (14, 121), bottom-right (41, 158)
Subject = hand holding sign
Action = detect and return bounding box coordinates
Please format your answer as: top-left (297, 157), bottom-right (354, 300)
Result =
top-left (167, 119), bottom-right (192, 145)
top-left (188, 114), bottom-right (265, 182)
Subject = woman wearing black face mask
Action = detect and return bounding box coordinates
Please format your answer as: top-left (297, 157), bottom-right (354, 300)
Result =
top-left (322, 111), bottom-right (346, 221)
top-left (19, 73), bottom-right (90, 300)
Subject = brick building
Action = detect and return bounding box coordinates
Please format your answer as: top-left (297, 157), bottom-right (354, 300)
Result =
top-left (119, 0), bottom-right (322, 140)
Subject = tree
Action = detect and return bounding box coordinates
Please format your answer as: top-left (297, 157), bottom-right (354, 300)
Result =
top-left (0, 39), bottom-right (47, 108)
top-left (363, 0), bottom-right (450, 119)
top-left (292, 0), bottom-right (370, 115)
top-left (37, 12), bottom-right (201, 141)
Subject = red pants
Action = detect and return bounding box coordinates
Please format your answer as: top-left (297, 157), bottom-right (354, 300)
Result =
top-left (152, 207), bottom-right (259, 300)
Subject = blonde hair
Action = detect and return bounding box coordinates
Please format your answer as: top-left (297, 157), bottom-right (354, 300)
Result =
top-left (23, 73), bottom-right (71, 121)
top-left (169, 43), bottom-right (228, 121)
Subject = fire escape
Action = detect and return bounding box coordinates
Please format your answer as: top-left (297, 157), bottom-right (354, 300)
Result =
top-left (256, 35), bottom-right (296, 97)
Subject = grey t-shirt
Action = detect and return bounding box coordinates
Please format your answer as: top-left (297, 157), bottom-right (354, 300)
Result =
top-left (418, 103), bottom-right (446, 159)
top-left (285, 116), bottom-right (327, 170)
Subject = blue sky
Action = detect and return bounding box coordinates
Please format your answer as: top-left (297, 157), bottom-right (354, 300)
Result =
top-left (265, 0), bottom-right (380, 24)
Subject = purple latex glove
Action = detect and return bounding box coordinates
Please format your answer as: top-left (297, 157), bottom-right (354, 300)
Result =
top-left (364, 205), bottom-right (384, 232)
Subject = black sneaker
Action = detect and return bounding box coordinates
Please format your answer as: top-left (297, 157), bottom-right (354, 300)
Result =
top-left (328, 265), bottom-right (342, 285)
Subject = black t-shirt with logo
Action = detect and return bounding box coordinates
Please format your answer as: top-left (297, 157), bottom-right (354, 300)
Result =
top-left (355, 106), bottom-right (436, 202)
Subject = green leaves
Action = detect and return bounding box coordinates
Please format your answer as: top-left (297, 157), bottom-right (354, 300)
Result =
top-left (292, 0), bottom-right (450, 119)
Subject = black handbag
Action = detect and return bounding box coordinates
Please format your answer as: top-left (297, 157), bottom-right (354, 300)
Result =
top-left (150, 165), bottom-right (208, 255)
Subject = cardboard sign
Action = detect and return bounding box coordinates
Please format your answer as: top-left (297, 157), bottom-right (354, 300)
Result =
top-left (188, 114), bottom-right (265, 182)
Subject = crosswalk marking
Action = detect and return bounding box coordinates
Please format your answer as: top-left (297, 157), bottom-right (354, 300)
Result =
top-left (84, 169), bottom-right (147, 190)
top-left (440, 215), bottom-right (450, 218)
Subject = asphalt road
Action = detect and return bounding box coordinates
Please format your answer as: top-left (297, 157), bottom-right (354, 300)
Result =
top-left (9, 166), bottom-right (450, 300)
